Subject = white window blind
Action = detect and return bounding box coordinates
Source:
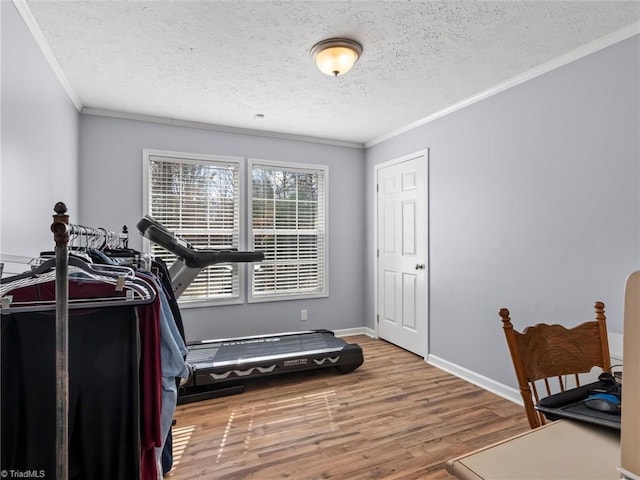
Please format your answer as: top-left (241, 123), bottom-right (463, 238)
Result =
top-left (250, 161), bottom-right (328, 301)
top-left (145, 152), bottom-right (241, 304)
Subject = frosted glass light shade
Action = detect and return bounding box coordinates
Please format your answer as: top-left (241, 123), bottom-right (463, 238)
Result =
top-left (311, 38), bottom-right (363, 77)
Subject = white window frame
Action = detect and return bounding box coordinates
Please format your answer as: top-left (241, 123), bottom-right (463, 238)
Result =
top-left (142, 149), bottom-right (245, 308)
top-left (248, 159), bottom-right (329, 303)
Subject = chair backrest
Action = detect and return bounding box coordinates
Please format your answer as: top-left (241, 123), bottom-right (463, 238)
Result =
top-left (500, 301), bottom-right (611, 429)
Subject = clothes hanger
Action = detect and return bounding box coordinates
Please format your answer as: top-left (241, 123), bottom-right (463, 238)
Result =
top-left (0, 255), bottom-right (156, 313)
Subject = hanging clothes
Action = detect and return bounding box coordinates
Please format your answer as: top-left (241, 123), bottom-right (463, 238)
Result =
top-left (152, 257), bottom-right (186, 343)
top-left (1, 236), bottom-right (188, 480)
top-left (134, 284), bottom-right (163, 480)
top-left (1, 281), bottom-right (141, 479)
top-left (90, 251), bottom-right (189, 478)
top-left (135, 270), bottom-right (188, 475)
top-left (151, 258), bottom-right (188, 475)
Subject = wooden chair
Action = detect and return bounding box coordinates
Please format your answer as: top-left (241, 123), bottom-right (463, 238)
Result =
top-left (499, 301), bottom-right (611, 429)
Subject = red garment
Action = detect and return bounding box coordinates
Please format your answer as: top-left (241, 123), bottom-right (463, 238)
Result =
top-left (136, 289), bottom-right (162, 480)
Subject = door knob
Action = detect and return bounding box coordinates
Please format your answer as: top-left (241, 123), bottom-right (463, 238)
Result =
top-left (415, 264), bottom-right (425, 270)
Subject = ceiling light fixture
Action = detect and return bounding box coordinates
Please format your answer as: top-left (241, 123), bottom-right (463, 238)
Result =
top-left (311, 38), bottom-right (363, 77)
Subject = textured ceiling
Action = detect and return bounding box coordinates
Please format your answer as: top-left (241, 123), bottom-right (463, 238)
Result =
top-left (23, 0), bottom-right (640, 146)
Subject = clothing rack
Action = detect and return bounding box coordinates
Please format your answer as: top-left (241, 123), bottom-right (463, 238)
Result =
top-left (67, 223), bottom-right (128, 250)
top-left (49, 202), bottom-right (131, 479)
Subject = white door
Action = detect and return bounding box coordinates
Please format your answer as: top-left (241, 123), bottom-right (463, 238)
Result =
top-left (376, 151), bottom-right (428, 356)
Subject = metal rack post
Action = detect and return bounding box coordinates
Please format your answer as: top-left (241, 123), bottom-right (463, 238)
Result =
top-left (51, 202), bottom-right (70, 479)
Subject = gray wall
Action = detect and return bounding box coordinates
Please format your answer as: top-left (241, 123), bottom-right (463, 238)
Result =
top-left (79, 115), bottom-right (366, 340)
top-left (1, 1), bottom-right (79, 258)
top-left (365, 35), bottom-right (640, 388)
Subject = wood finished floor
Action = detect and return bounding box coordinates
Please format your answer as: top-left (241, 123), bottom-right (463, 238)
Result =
top-left (166, 335), bottom-right (529, 479)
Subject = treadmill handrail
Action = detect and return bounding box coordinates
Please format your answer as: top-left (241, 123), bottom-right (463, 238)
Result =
top-left (137, 216), bottom-right (264, 269)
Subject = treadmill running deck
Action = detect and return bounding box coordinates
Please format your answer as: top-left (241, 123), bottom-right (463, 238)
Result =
top-left (184, 330), bottom-right (363, 387)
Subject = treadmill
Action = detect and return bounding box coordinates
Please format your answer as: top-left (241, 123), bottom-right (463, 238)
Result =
top-left (137, 216), bottom-right (364, 404)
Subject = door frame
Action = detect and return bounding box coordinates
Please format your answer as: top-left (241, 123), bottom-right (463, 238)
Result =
top-left (373, 148), bottom-right (430, 356)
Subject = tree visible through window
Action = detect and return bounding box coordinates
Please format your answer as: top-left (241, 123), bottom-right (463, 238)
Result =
top-left (144, 151), bottom-right (241, 304)
top-left (250, 161), bottom-right (327, 300)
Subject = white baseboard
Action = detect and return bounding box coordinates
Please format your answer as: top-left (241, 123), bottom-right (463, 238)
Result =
top-left (335, 329), bottom-right (521, 405)
top-left (334, 327), bottom-right (375, 338)
top-left (334, 329), bottom-right (623, 406)
top-left (427, 354), bottom-right (523, 406)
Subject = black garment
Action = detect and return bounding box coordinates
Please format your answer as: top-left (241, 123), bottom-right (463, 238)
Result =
top-left (1, 306), bottom-right (140, 479)
top-left (152, 258), bottom-right (186, 343)
top-left (161, 426), bottom-right (173, 474)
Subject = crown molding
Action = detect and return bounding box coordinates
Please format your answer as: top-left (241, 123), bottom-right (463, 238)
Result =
top-left (13, 0), bottom-right (83, 111)
top-left (365, 23), bottom-right (640, 148)
top-left (80, 108), bottom-right (364, 149)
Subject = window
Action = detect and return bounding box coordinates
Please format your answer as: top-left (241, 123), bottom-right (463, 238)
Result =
top-left (249, 160), bottom-right (328, 301)
top-left (143, 150), bottom-right (243, 306)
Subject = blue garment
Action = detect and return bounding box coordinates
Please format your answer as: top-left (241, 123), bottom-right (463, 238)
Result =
top-left (137, 272), bottom-right (188, 462)
top-left (156, 284), bottom-right (189, 378)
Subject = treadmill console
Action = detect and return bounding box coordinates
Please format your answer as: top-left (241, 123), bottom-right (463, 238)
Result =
top-left (137, 215), bottom-right (264, 268)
